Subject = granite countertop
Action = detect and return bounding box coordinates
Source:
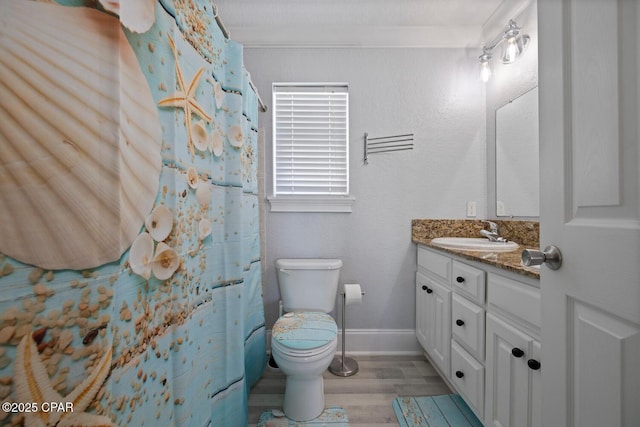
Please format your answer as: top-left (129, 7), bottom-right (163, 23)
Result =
top-left (412, 219), bottom-right (540, 279)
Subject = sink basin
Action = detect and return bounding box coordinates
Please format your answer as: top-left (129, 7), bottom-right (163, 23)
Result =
top-left (431, 237), bottom-right (519, 252)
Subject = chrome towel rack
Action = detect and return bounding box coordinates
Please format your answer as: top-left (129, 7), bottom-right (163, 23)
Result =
top-left (363, 132), bottom-right (414, 165)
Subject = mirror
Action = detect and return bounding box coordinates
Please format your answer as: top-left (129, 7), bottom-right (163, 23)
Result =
top-left (495, 86), bottom-right (539, 217)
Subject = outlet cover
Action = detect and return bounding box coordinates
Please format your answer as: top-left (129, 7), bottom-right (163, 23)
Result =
top-left (466, 201), bottom-right (477, 217)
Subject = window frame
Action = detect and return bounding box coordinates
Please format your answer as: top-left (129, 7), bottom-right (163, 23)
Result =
top-left (268, 82), bottom-right (354, 213)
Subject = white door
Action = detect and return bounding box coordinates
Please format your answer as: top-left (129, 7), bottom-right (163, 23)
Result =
top-left (538, 1), bottom-right (640, 427)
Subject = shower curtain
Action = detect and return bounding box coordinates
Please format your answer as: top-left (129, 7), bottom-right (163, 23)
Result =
top-left (0, 1), bottom-right (266, 426)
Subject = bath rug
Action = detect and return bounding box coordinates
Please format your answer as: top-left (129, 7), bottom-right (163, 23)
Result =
top-left (393, 394), bottom-right (483, 427)
top-left (257, 407), bottom-right (349, 426)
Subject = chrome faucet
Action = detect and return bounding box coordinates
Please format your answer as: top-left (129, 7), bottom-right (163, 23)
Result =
top-left (480, 221), bottom-right (507, 242)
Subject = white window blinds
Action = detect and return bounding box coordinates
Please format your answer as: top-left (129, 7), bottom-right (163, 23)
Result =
top-left (273, 84), bottom-right (349, 196)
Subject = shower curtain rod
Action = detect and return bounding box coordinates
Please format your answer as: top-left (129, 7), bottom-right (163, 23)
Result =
top-left (213, 4), bottom-right (267, 112)
top-left (212, 4), bottom-right (230, 39)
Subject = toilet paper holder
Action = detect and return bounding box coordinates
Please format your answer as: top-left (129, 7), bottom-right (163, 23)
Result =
top-left (329, 285), bottom-right (365, 377)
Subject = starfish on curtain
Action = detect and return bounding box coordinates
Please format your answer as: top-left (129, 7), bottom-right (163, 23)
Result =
top-left (158, 34), bottom-right (213, 155)
top-left (13, 332), bottom-right (115, 427)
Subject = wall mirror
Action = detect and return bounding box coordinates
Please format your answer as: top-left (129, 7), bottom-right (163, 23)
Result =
top-left (495, 86), bottom-right (539, 217)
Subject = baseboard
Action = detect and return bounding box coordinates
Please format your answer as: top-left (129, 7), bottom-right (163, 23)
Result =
top-left (266, 328), bottom-right (423, 356)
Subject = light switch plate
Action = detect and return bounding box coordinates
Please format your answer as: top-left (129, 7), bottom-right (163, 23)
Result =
top-left (466, 201), bottom-right (477, 217)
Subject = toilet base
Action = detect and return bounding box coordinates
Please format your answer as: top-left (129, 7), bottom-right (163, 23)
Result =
top-left (283, 375), bottom-right (325, 421)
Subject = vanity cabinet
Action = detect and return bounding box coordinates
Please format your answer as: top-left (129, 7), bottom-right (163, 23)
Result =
top-left (416, 245), bottom-right (541, 426)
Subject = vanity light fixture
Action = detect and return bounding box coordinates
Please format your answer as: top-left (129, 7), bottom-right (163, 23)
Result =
top-left (479, 50), bottom-right (492, 83)
top-left (479, 19), bottom-right (530, 82)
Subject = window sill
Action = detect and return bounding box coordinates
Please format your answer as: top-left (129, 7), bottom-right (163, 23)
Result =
top-left (267, 195), bottom-right (355, 213)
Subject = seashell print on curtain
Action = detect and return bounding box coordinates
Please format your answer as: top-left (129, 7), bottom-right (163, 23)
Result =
top-left (0, 1), bottom-right (265, 426)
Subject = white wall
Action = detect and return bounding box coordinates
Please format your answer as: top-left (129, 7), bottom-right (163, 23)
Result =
top-left (244, 47), bottom-right (486, 334)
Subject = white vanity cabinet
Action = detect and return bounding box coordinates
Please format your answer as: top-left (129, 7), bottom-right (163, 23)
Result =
top-left (416, 245), bottom-right (541, 426)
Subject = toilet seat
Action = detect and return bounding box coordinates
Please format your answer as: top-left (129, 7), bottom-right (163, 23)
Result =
top-left (272, 311), bottom-right (337, 356)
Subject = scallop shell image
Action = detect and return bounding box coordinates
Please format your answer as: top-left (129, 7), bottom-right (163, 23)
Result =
top-left (228, 125), bottom-right (244, 148)
top-left (98, 0), bottom-right (156, 34)
top-left (129, 232), bottom-right (154, 280)
top-left (186, 167), bottom-right (199, 189)
top-left (145, 205), bottom-right (173, 242)
top-left (210, 129), bottom-right (224, 157)
top-left (198, 218), bottom-right (212, 241)
top-left (152, 242), bottom-right (180, 280)
top-left (192, 120), bottom-right (209, 152)
top-left (0, 2), bottom-right (162, 270)
top-left (196, 182), bottom-right (212, 207)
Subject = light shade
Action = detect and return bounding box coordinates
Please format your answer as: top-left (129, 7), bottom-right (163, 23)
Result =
top-left (478, 19), bottom-right (530, 82)
top-left (501, 30), bottom-right (530, 64)
top-left (479, 52), bottom-right (492, 82)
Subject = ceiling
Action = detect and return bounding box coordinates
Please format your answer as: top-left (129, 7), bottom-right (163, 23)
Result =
top-left (214, 0), bottom-right (529, 48)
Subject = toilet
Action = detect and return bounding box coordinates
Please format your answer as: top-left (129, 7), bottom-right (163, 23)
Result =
top-left (271, 258), bottom-right (342, 421)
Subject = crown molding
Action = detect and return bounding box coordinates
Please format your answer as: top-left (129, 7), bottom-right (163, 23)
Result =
top-left (482, 0), bottom-right (532, 41)
top-left (227, 25), bottom-right (484, 49)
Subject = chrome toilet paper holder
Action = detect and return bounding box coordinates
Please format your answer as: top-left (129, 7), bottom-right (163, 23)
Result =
top-left (329, 286), bottom-right (365, 377)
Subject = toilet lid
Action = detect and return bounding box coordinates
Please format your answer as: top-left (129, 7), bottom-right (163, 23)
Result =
top-left (272, 312), bottom-right (337, 351)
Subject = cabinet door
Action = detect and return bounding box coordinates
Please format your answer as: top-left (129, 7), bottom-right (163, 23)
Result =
top-left (427, 278), bottom-right (451, 375)
top-left (530, 340), bottom-right (541, 427)
top-left (415, 273), bottom-right (430, 350)
top-left (485, 313), bottom-right (538, 427)
top-left (416, 272), bottom-right (451, 375)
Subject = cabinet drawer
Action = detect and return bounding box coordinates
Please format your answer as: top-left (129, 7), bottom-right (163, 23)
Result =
top-left (488, 273), bottom-right (540, 329)
top-left (452, 293), bottom-right (485, 360)
top-left (452, 260), bottom-right (485, 303)
top-left (417, 246), bottom-right (451, 283)
top-left (451, 340), bottom-right (484, 419)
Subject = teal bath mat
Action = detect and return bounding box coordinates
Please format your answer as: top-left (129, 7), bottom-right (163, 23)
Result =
top-left (393, 395), bottom-right (483, 427)
top-left (257, 407), bottom-right (349, 426)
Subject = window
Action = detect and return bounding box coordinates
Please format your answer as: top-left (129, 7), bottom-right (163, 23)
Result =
top-left (268, 83), bottom-right (354, 212)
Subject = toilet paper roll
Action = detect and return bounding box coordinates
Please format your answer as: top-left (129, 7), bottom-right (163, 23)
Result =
top-left (343, 284), bottom-right (363, 306)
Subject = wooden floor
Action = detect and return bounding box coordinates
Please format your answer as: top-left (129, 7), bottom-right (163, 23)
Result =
top-left (248, 354), bottom-right (451, 427)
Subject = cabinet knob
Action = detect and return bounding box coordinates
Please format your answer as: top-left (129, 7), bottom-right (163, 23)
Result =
top-left (527, 359), bottom-right (541, 370)
top-left (421, 285), bottom-right (427, 291)
top-left (455, 370), bottom-right (464, 378)
top-left (455, 319), bottom-right (465, 327)
top-left (426, 287), bottom-right (433, 294)
top-left (511, 348), bottom-right (525, 358)
top-left (456, 276), bottom-right (465, 283)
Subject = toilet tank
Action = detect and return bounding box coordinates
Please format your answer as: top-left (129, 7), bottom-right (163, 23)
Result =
top-left (276, 258), bottom-right (342, 313)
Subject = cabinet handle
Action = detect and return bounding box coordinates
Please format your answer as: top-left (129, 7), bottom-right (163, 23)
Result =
top-left (527, 359), bottom-right (541, 370)
top-left (426, 287), bottom-right (433, 294)
top-left (511, 348), bottom-right (525, 358)
top-left (421, 285), bottom-right (427, 291)
top-left (455, 319), bottom-right (465, 327)
top-left (456, 276), bottom-right (465, 283)
top-left (455, 370), bottom-right (464, 378)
